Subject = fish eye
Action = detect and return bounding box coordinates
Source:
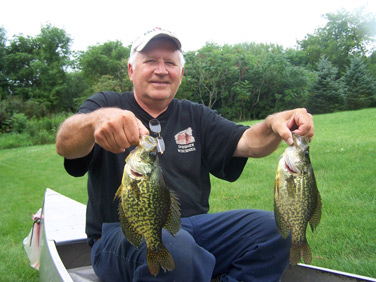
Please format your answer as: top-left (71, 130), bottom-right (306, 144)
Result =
top-left (304, 151), bottom-right (309, 156)
top-left (149, 151), bottom-right (157, 158)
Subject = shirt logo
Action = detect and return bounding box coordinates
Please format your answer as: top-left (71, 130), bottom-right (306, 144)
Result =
top-left (174, 127), bottom-right (196, 153)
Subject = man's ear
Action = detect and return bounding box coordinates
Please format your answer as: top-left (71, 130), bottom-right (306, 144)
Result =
top-left (128, 64), bottom-right (134, 81)
top-left (179, 67), bottom-right (184, 85)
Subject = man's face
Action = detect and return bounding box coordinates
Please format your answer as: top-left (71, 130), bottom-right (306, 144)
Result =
top-left (128, 38), bottom-right (184, 107)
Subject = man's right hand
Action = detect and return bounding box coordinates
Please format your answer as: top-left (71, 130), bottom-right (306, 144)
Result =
top-left (93, 108), bottom-right (149, 154)
top-left (56, 108), bottom-right (149, 159)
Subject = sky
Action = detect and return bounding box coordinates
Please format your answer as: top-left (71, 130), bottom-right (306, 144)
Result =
top-left (1, 0), bottom-right (375, 52)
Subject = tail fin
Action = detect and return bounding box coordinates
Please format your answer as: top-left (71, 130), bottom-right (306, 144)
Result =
top-left (290, 240), bottom-right (312, 265)
top-left (146, 245), bottom-right (175, 276)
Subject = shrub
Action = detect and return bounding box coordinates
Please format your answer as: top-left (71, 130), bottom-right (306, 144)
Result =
top-left (0, 112), bottom-right (71, 149)
top-left (11, 113), bottom-right (28, 133)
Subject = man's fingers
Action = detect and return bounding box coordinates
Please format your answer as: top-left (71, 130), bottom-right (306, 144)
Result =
top-left (289, 109), bottom-right (314, 140)
top-left (94, 122), bottom-right (124, 153)
top-left (93, 109), bottom-right (147, 154)
top-left (137, 118), bottom-right (149, 136)
top-left (271, 108), bottom-right (314, 146)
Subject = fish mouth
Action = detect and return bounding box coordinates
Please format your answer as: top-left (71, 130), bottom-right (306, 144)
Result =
top-left (284, 155), bottom-right (298, 174)
top-left (285, 162), bottom-right (297, 174)
top-left (131, 169), bottom-right (143, 178)
top-left (126, 162), bottom-right (145, 180)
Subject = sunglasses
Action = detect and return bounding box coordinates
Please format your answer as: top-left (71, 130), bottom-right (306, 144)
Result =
top-left (149, 119), bottom-right (165, 154)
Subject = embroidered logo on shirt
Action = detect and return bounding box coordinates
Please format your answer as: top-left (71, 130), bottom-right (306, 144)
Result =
top-left (174, 127), bottom-right (196, 153)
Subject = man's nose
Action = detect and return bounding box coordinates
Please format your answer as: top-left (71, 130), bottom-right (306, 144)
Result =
top-left (154, 61), bottom-right (168, 75)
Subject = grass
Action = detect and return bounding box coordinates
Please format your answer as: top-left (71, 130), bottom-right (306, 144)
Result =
top-left (0, 145), bottom-right (88, 281)
top-left (0, 108), bottom-right (375, 280)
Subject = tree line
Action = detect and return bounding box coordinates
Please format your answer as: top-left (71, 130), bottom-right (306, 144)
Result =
top-left (1, 9), bottom-right (376, 134)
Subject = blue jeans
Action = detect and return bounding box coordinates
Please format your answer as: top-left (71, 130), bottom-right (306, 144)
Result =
top-left (91, 210), bottom-right (291, 282)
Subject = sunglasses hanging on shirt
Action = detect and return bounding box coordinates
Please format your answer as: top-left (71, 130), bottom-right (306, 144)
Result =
top-left (149, 119), bottom-right (165, 154)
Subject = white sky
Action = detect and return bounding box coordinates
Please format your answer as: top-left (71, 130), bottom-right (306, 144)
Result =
top-left (1, 0), bottom-right (375, 52)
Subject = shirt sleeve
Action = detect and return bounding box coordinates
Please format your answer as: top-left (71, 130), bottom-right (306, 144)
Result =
top-left (63, 92), bottom-right (111, 177)
top-left (64, 150), bottom-right (93, 177)
top-left (200, 106), bottom-right (249, 182)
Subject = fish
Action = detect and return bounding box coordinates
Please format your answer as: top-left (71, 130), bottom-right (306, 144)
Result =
top-left (274, 133), bottom-right (322, 266)
top-left (114, 135), bottom-right (181, 276)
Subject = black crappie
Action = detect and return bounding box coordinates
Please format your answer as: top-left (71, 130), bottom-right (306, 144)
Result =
top-left (115, 135), bottom-right (181, 276)
top-left (274, 133), bottom-right (321, 265)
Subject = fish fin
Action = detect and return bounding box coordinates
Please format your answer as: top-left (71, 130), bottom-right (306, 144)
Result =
top-left (289, 244), bottom-right (300, 266)
top-left (147, 245), bottom-right (175, 276)
top-left (163, 190), bottom-right (181, 236)
top-left (309, 191), bottom-right (322, 232)
top-left (118, 206), bottom-right (143, 247)
top-left (302, 241), bottom-right (312, 264)
top-left (114, 184), bottom-right (123, 201)
top-left (290, 240), bottom-right (312, 266)
top-left (274, 209), bottom-right (290, 239)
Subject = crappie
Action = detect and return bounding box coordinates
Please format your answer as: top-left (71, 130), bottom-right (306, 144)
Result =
top-left (115, 135), bottom-right (181, 276)
top-left (274, 133), bottom-right (321, 265)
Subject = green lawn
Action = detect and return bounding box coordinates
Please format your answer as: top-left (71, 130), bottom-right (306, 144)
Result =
top-left (0, 145), bottom-right (88, 281)
top-left (0, 108), bottom-right (375, 281)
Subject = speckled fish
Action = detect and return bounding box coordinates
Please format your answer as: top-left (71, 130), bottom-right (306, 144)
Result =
top-left (115, 135), bottom-right (181, 276)
top-left (274, 133), bottom-right (321, 265)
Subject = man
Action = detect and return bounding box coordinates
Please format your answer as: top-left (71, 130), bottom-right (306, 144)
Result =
top-left (56, 28), bottom-right (314, 282)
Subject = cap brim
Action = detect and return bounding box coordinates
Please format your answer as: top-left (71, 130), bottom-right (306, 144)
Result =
top-left (134, 31), bottom-right (181, 52)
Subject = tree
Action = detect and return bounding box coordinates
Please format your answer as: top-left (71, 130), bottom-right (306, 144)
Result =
top-left (307, 56), bottom-right (345, 114)
top-left (33, 24), bottom-right (72, 111)
top-left (4, 25), bottom-right (72, 112)
top-left (182, 43), bottom-right (237, 109)
top-left (232, 44), bottom-right (313, 119)
top-left (298, 9), bottom-right (376, 74)
top-left (368, 51), bottom-right (376, 77)
top-left (0, 27), bottom-right (8, 99)
top-left (343, 56), bottom-right (376, 109)
top-left (79, 41), bottom-right (132, 93)
top-left (5, 34), bottom-right (37, 100)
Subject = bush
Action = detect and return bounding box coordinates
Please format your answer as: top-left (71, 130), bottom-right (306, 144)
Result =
top-left (0, 112), bottom-right (71, 149)
top-left (0, 133), bottom-right (33, 149)
top-left (0, 97), bottom-right (49, 133)
top-left (11, 113), bottom-right (28, 133)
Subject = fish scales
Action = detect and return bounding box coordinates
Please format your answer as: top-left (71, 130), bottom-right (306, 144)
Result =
top-left (115, 135), bottom-right (181, 277)
top-left (274, 133), bottom-right (322, 266)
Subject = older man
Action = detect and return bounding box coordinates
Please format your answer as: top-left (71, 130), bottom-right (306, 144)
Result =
top-left (56, 28), bottom-right (314, 282)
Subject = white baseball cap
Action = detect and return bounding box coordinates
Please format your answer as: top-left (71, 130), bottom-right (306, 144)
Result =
top-left (130, 27), bottom-right (182, 57)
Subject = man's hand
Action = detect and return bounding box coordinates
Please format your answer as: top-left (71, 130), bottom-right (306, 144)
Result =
top-left (268, 108), bottom-right (314, 146)
top-left (93, 108), bottom-right (149, 154)
top-left (56, 108), bottom-right (149, 159)
top-left (234, 108), bottom-right (314, 158)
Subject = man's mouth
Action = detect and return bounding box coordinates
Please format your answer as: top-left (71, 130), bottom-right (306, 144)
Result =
top-left (150, 80), bottom-right (169, 85)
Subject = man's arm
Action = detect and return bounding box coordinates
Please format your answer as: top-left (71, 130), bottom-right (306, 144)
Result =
top-left (56, 108), bottom-right (149, 159)
top-left (234, 108), bottom-right (314, 158)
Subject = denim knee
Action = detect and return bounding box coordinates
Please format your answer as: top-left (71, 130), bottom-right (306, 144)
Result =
top-left (133, 228), bottom-right (216, 282)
